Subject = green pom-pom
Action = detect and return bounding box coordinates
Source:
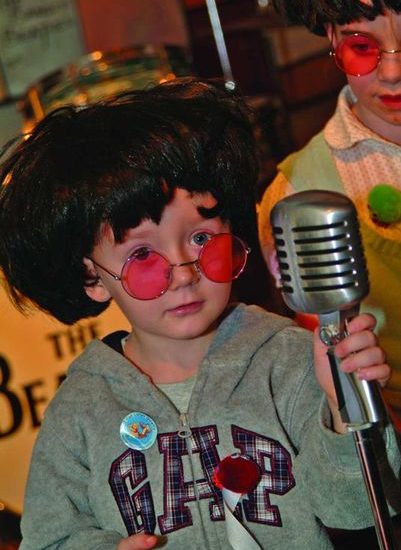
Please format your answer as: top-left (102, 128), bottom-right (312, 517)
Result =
top-left (368, 184), bottom-right (401, 224)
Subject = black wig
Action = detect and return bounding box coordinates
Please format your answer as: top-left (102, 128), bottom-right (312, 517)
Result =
top-left (0, 78), bottom-right (258, 324)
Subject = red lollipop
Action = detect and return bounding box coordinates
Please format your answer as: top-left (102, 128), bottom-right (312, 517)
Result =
top-left (213, 453), bottom-right (261, 494)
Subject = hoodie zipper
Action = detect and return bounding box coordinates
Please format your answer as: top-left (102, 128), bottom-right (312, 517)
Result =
top-left (178, 412), bottom-right (213, 549)
top-left (178, 413), bottom-right (199, 499)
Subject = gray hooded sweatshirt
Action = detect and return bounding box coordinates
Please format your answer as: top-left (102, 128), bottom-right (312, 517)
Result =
top-left (20, 304), bottom-right (401, 549)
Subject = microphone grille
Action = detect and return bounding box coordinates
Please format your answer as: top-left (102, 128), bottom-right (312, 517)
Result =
top-left (270, 191), bottom-right (369, 314)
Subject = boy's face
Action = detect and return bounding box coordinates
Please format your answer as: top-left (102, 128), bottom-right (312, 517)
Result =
top-left (85, 188), bottom-right (233, 344)
top-left (330, 9), bottom-right (401, 143)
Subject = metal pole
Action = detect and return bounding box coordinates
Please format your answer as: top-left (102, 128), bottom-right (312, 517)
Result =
top-left (204, 0), bottom-right (235, 89)
top-left (353, 429), bottom-right (397, 549)
top-left (325, 348), bottom-right (397, 549)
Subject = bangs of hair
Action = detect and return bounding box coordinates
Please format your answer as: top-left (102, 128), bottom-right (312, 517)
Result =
top-left (273, 0), bottom-right (401, 35)
top-left (92, 96), bottom-right (254, 244)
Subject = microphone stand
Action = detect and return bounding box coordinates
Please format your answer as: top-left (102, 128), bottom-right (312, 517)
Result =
top-left (204, 0), bottom-right (236, 90)
top-left (319, 307), bottom-right (397, 550)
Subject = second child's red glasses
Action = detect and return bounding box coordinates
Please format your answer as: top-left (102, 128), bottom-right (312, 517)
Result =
top-left (331, 33), bottom-right (401, 76)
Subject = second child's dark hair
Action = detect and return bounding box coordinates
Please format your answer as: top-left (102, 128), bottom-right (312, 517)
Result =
top-left (273, 0), bottom-right (401, 35)
top-left (0, 78), bottom-right (258, 324)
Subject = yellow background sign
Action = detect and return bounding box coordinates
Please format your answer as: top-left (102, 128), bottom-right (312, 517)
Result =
top-left (0, 288), bottom-right (129, 512)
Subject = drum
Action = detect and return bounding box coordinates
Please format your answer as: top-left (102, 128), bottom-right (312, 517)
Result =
top-left (19, 44), bottom-right (192, 131)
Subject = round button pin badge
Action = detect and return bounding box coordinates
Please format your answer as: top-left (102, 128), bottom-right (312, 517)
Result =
top-left (120, 411), bottom-right (158, 451)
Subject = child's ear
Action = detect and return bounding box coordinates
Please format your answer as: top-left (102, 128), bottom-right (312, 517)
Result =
top-left (82, 257), bottom-right (112, 303)
top-left (325, 23), bottom-right (338, 47)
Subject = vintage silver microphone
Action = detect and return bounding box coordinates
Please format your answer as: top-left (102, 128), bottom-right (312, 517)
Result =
top-left (270, 189), bottom-right (386, 427)
top-left (270, 189), bottom-right (395, 549)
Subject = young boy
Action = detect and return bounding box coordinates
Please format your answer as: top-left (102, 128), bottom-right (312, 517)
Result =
top-left (258, 0), bottom-right (401, 413)
top-left (0, 78), bottom-right (398, 549)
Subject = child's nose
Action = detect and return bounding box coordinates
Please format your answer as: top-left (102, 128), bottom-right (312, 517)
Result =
top-left (377, 51), bottom-right (401, 83)
top-left (168, 259), bottom-right (200, 290)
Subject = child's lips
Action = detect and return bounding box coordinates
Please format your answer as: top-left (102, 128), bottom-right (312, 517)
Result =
top-left (379, 94), bottom-right (401, 108)
top-left (167, 301), bottom-right (203, 315)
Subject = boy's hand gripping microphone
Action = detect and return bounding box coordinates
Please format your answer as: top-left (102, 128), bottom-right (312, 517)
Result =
top-left (270, 190), bottom-right (386, 429)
